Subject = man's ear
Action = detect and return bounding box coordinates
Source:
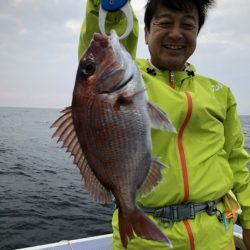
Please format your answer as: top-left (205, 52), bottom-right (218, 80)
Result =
top-left (144, 26), bottom-right (149, 45)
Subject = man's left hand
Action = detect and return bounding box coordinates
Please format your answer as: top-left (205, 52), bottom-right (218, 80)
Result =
top-left (243, 229), bottom-right (250, 250)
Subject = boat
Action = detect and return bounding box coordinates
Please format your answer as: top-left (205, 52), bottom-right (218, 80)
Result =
top-left (15, 225), bottom-right (246, 250)
top-left (15, 234), bottom-right (113, 250)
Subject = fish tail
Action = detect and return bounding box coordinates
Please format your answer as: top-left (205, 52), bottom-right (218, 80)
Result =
top-left (118, 208), bottom-right (172, 248)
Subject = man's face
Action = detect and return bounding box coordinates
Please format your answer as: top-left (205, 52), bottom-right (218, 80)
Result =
top-left (145, 4), bottom-right (199, 70)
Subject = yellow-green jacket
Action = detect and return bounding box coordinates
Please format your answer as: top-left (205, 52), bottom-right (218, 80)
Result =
top-left (78, 1), bottom-right (250, 249)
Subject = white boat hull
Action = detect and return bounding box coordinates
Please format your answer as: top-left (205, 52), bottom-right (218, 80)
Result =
top-left (16, 225), bottom-right (245, 250)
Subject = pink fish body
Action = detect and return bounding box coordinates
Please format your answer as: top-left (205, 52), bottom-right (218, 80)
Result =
top-left (52, 30), bottom-right (175, 248)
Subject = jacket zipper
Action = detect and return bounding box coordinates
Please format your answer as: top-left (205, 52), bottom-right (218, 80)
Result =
top-left (178, 92), bottom-right (192, 203)
top-left (169, 71), bottom-right (175, 88)
top-left (179, 92), bottom-right (194, 250)
top-left (169, 72), bottom-right (195, 250)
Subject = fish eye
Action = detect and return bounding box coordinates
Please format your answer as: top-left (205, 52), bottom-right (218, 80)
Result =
top-left (81, 59), bottom-right (96, 77)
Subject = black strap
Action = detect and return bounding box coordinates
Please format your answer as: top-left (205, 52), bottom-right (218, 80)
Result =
top-left (140, 199), bottom-right (222, 222)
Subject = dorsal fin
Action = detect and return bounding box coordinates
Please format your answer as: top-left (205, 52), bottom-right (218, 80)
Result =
top-left (51, 107), bottom-right (113, 203)
top-left (137, 158), bottom-right (166, 197)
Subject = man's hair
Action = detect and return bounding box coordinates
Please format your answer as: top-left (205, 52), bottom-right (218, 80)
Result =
top-left (144, 0), bottom-right (215, 32)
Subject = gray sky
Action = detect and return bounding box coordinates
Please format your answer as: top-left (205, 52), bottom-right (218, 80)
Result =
top-left (0, 0), bottom-right (249, 115)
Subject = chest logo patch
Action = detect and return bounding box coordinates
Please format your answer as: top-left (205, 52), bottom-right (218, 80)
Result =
top-left (211, 83), bottom-right (223, 92)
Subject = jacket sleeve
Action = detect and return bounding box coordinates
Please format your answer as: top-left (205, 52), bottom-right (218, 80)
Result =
top-left (78, 0), bottom-right (139, 60)
top-left (223, 88), bottom-right (250, 229)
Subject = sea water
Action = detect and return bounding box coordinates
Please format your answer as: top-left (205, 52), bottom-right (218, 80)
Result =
top-left (0, 107), bottom-right (249, 250)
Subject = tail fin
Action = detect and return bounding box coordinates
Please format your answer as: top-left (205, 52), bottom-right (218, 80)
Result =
top-left (118, 208), bottom-right (172, 248)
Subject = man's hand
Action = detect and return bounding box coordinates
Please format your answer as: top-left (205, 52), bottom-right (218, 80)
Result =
top-left (243, 229), bottom-right (250, 250)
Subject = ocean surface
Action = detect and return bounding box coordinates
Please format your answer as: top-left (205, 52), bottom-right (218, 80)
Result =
top-left (0, 107), bottom-right (249, 250)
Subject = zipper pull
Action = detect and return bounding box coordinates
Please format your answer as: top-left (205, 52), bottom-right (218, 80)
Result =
top-left (169, 71), bottom-right (174, 88)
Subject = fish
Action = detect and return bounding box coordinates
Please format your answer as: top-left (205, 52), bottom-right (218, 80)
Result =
top-left (51, 30), bottom-right (175, 248)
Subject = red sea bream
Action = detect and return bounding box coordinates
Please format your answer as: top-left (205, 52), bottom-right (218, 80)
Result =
top-left (51, 30), bottom-right (175, 248)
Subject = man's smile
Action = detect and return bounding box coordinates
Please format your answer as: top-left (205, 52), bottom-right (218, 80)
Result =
top-left (162, 44), bottom-right (185, 50)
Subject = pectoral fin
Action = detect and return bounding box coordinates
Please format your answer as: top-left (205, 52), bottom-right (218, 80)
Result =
top-left (147, 101), bottom-right (176, 132)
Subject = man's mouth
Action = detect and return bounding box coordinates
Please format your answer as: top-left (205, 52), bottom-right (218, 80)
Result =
top-left (162, 44), bottom-right (184, 50)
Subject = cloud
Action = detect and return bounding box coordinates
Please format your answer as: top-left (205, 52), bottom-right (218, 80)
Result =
top-left (0, 0), bottom-right (84, 109)
top-left (198, 31), bottom-right (250, 56)
top-left (0, 0), bottom-right (249, 114)
top-left (65, 19), bottom-right (82, 34)
top-left (213, 0), bottom-right (250, 16)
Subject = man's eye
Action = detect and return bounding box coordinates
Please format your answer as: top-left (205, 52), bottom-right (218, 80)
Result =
top-left (182, 23), bottom-right (196, 30)
top-left (154, 21), bottom-right (172, 29)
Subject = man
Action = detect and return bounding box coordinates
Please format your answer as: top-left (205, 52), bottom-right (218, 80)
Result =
top-left (78, 0), bottom-right (250, 249)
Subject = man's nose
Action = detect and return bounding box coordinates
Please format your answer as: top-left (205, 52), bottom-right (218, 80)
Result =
top-left (168, 26), bottom-right (183, 40)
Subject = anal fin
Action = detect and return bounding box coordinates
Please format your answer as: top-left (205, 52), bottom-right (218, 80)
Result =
top-left (138, 158), bottom-right (167, 197)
